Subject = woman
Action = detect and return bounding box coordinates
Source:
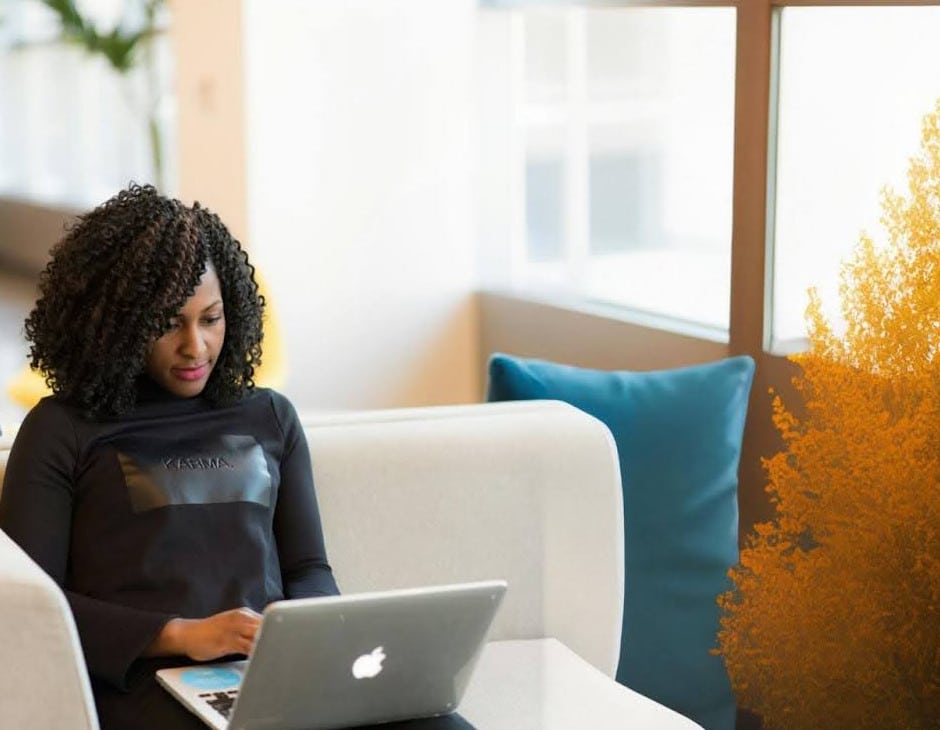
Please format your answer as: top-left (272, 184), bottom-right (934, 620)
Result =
top-left (0, 184), bottom-right (339, 729)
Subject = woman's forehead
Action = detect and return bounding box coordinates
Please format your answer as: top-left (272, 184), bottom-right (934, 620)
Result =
top-left (177, 266), bottom-right (223, 312)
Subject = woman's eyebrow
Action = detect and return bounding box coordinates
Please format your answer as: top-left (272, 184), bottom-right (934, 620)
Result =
top-left (201, 300), bottom-right (224, 313)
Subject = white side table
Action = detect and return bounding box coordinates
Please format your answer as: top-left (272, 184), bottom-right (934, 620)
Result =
top-left (460, 639), bottom-right (703, 730)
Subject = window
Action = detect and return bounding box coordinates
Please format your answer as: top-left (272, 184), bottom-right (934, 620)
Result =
top-left (481, 6), bottom-right (735, 335)
top-left (479, 1), bottom-right (940, 353)
top-left (770, 6), bottom-right (940, 349)
top-left (0, 0), bottom-right (176, 208)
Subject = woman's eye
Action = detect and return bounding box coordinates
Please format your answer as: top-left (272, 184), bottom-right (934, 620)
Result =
top-left (202, 316), bottom-right (223, 326)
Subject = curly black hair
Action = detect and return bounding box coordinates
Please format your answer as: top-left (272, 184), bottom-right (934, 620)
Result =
top-left (25, 183), bottom-right (265, 418)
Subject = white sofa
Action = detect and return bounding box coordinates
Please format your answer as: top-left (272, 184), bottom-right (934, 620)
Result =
top-left (0, 399), bottom-right (702, 729)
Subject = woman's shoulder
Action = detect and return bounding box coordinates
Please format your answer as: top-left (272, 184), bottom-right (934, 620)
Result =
top-left (240, 387), bottom-right (301, 426)
top-left (241, 386), bottom-right (289, 408)
top-left (21, 394), bottom-right (81, 430)
top-left (11, 395), bottom-right (83, 455)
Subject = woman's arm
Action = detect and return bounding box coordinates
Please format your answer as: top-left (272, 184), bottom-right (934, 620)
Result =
top-left (269, 393), bottom-right (340, 598)
top-left (144, 607), bottom-right (262, 660)
top-left (0, 401), bottom-right (174, 688)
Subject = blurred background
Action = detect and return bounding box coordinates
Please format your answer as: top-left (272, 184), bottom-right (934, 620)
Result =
top-left (3, 0), bottom-right (940, 536)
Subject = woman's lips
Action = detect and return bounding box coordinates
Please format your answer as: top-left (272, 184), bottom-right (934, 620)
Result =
top-left (171, 363), bottom-right (209, 382)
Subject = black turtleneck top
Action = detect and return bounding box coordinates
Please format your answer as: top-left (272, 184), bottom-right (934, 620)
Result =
top-left (0, 382), bottom-right (339, 729)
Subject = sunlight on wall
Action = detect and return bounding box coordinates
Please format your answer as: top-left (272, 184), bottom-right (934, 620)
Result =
top-left (240, 0), bottom-right (480, 410)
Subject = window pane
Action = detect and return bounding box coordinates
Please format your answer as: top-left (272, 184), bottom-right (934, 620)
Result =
top-left (586, 9), bottom-right (666, 100)
top-left (772, 7), bottom-right (940, 348)
top-left (0, 0), bottom-right (177, 207)
top-left (522, 125), bottom-right (568, 288)
top-left (518, 8), bottom-right (735, 333)
top-left (524, 9), bottom-right (567, 105)
top-left (589, 147), bottom-right (662, 256)
top-left (526, 157), bottom-right (565, 263)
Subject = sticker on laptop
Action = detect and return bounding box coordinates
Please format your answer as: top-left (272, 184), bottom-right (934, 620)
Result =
top-left (180, 667), bottom-right (242, 690)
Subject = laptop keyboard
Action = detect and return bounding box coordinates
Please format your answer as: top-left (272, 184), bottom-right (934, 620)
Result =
top-left (200, 689), bottom-right (239, 719)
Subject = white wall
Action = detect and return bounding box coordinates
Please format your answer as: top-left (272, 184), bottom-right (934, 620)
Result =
top-left (241, 0), bottom-right (480, 410)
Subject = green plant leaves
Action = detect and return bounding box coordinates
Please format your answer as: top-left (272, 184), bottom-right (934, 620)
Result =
top-left (39, 0), bottom-right (161, 73)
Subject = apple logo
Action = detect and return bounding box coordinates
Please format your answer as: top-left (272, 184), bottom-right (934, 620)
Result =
top-left (351, 646), bottom-right (386, 679)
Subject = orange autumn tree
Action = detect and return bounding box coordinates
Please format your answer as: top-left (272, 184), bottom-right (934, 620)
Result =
top-left (718, 101), bottom-right (940, 729)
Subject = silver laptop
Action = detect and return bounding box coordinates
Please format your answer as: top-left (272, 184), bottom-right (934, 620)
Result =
top-left (156, 580), bottom-right (507, 730)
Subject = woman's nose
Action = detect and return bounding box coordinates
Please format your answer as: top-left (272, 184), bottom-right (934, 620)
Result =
top-left (178, 324), bottom-right (207, 358)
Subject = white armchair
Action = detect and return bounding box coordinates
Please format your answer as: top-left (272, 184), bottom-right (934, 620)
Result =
top-left (0, 400), bottom-right (701, 729)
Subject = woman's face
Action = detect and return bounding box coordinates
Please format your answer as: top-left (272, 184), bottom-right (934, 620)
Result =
top-left (145, 264), bottom-right (226, 398)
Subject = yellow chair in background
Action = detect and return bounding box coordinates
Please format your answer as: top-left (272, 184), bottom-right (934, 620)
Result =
top-left (6, 366), bottom-right (49, 412)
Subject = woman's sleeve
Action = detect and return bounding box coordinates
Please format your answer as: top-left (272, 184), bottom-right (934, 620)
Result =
top-left (0, 401), bottom-right (174, 690)
top-left (270, 394), bottom-right (340, 598)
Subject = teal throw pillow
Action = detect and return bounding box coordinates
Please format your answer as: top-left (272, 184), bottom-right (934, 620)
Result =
top-left (486, 353), bottom-right (755, 730)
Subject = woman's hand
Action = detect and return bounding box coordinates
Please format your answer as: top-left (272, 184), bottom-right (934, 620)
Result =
top-left (146, 607), bottom-right (262, 661)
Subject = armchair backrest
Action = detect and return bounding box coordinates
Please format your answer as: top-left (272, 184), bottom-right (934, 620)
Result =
top-left (303, 400), bottom-right (624, 676)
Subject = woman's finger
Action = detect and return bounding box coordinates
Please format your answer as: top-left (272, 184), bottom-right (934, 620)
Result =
top-left (237, 637), bottom-right (254, 655)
